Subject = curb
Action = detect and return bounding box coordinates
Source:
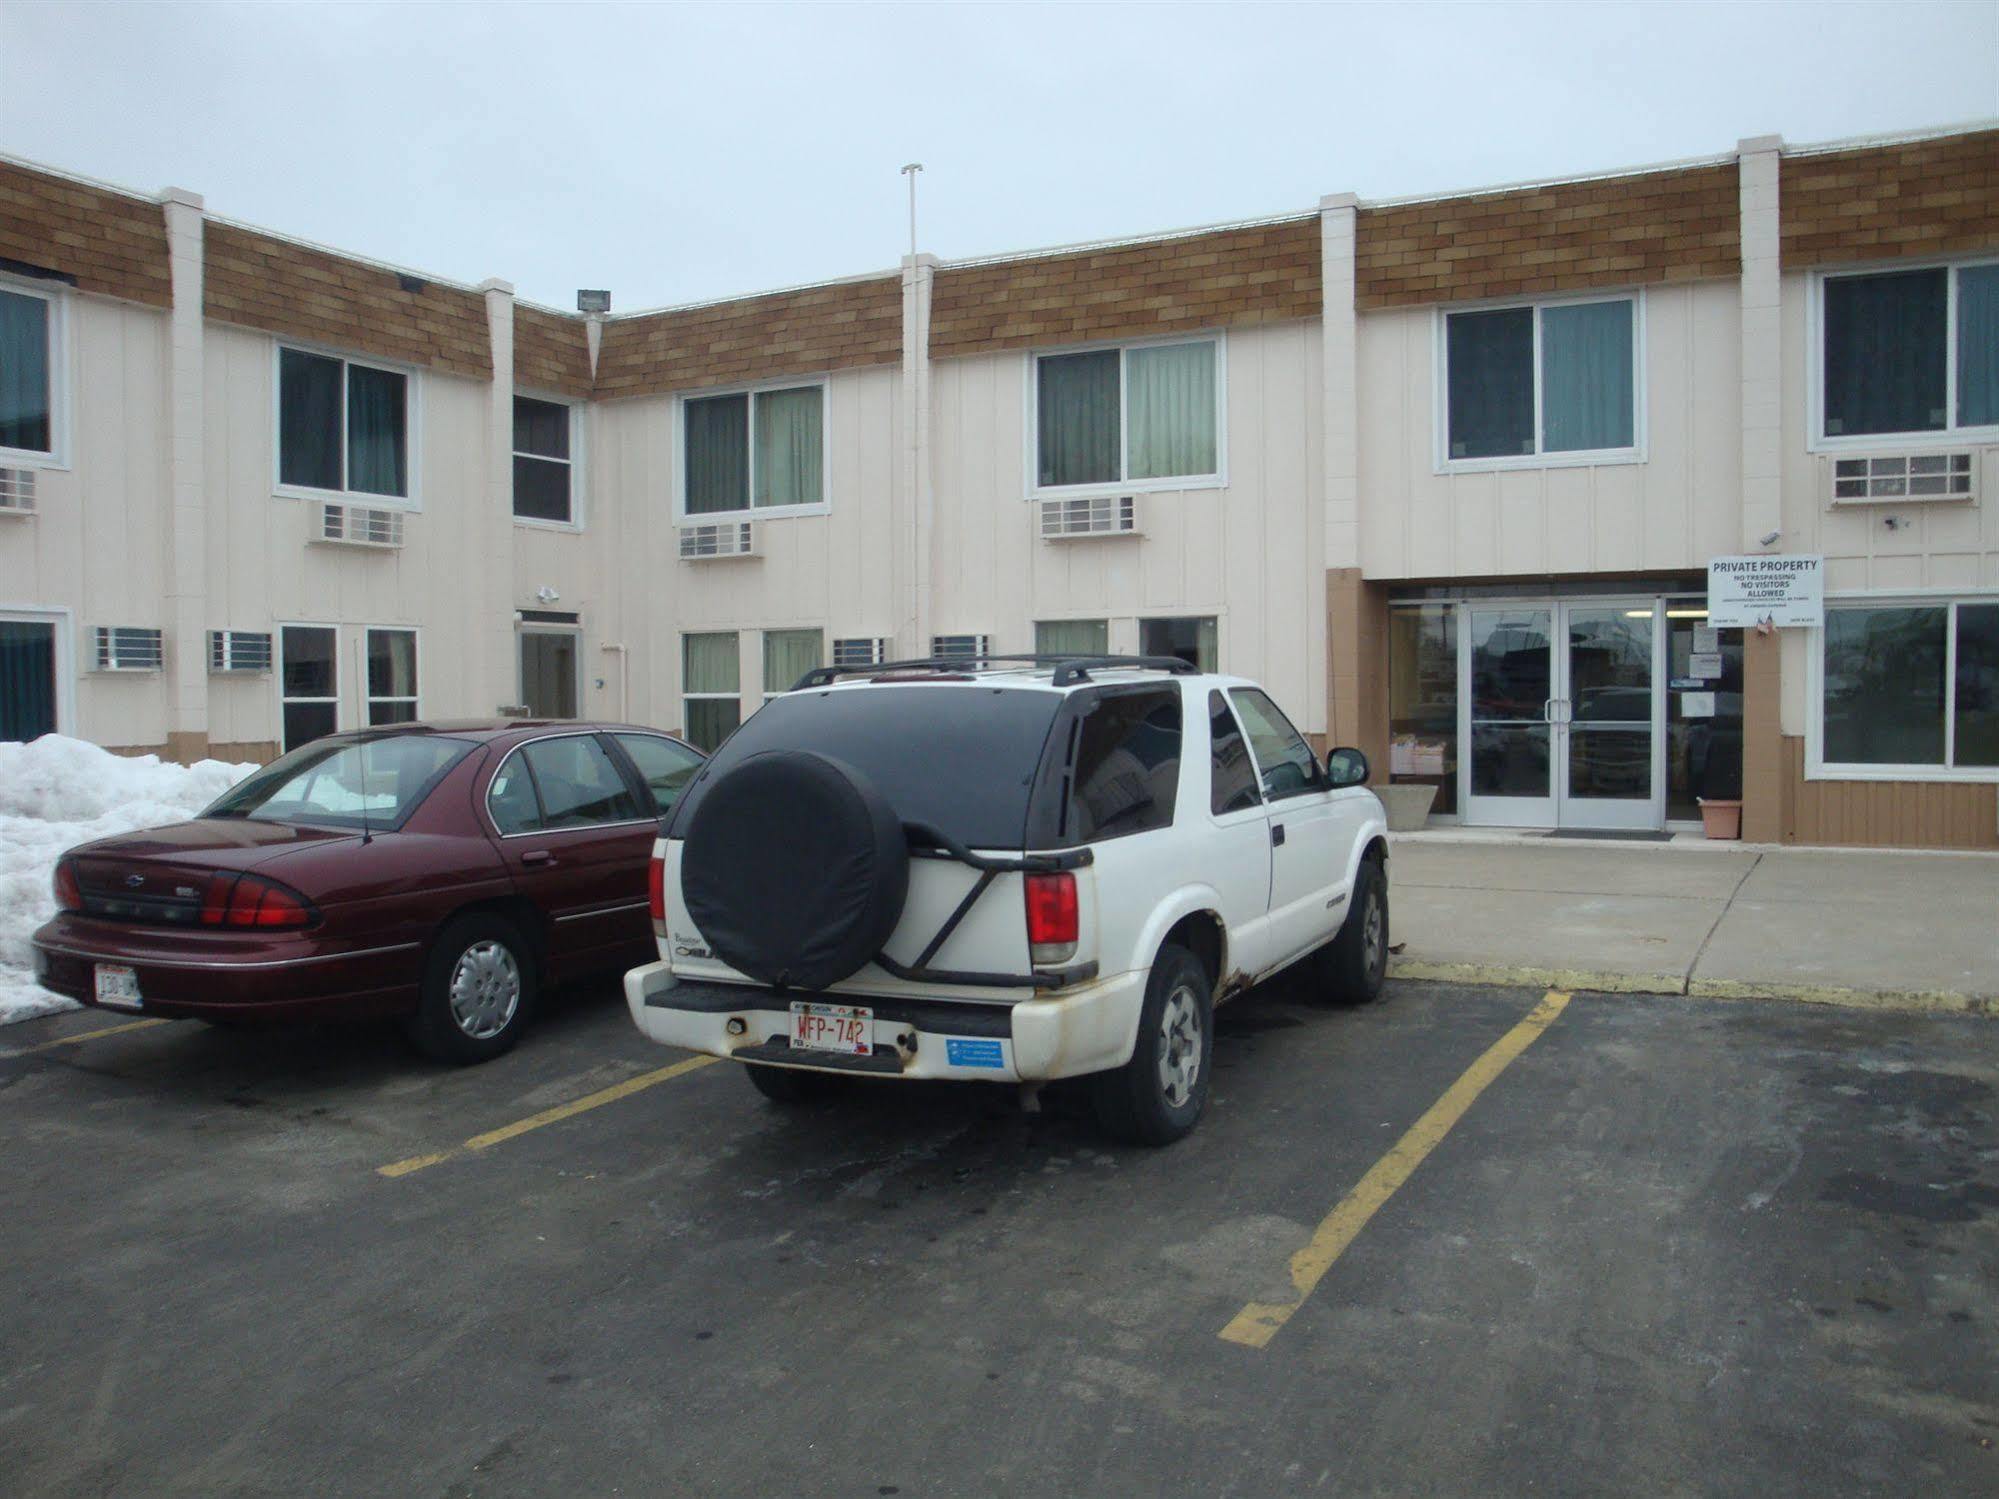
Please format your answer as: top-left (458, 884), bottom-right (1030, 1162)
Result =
top-left (1387, 959), bottom-right (1996, 1018)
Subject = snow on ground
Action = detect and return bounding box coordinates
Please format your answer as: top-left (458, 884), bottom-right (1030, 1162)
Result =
top-left (0, 736), bottom-right (257, 1025)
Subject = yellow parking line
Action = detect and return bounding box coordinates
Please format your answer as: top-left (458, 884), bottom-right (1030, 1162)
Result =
top-left (377, 1053), bottom-right (720, 1178)
top-left (0, 1017), bottom-right (171, 1058)
top-left (1219, 989), bottom-right (1572, 1350)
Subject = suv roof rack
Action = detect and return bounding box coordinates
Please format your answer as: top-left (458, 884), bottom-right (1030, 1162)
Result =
top-left (790, 652), bottom-right (1199, 692)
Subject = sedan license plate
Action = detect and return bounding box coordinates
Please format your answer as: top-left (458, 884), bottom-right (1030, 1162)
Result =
top-left (94, 964), bottom-right (143, 1011)
top-left (789, 1001), bottom-right (872, 1056)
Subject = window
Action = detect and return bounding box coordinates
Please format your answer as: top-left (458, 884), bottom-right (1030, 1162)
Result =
top-left (1068, 688), bottom-right (1182, 841)
top-left (516, 736), bottom-right (644, 829)
top-left (1442, 296), bottom-right (1638, 463)
top-left (682, 382), bottom-right (824, 519)
top-left (1818, 262), bottom-right (1999, 441)
top-left (1228, 687), bottom-right (1323, 801)
top-left (0, 284), bottom-right (57, 461)
top-left (213, 735), bottom-right (474, 832)
top-left (278, 347), bottom-right (410, 499)
top-left (762, 628), bottom-right (823, 700)
top-left (0, 615), bottom-right (60, 741)
top-left (519, 629), bottom-right (579, 719)
top-left (1389, 604), bottom-right (1459, 817)
top-left (1141, 616), bottom-right (1218, 673)
top-left (1034, 338), bottom-right (1220, 492)
top-left (684, 632), bottom-right (740, 751)
top-left (1036, 619), bottom-right (1108, 656)
top-left (1818, 601), bottom-right (1999, 774)
top-left (279, 626), bottom-right (338, 752)
top-left (613, 732), bottom-right (705, 817)
top-left (366, 629), bottom-right (418, 725)
top-left (1208, 690), bottom-right (1260, 815)
top-left (931, 634), bottom-right (990, 660)
top-left (513, 396), bottom-right (576, 524)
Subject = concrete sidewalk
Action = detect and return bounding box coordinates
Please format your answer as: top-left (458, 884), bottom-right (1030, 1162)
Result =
top-left (1385, 834), bottom-right (1999, 1013)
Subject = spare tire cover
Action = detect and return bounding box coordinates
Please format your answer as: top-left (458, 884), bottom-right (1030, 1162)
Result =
top-left (681, 750), bottom-right (910, 992)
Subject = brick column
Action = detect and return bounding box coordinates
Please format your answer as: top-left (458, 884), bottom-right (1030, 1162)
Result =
top-left (480, 280), bottom-right (516, 714)
top-left (1737, 137), bottom-right (1785, 842)
top-left (899, 253), bottom-right (936, 658)
top-left (158, 187), bottom-right (208, 764)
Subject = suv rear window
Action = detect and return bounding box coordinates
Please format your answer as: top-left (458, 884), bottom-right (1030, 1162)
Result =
top-left (667, 685), bottom-right (1063, 850)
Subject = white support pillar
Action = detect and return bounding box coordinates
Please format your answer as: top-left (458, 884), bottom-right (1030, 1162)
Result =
top-left (1320, 193), bottom-right (1361, 572)
top-left (158, 187), bottom-right (208, 762)
top-left (480, 279), bottom-right (517, 713)
top-left (1738, 136), bottom-right (1784, 552)
top-left (899, 253), bottom-right (937, 658)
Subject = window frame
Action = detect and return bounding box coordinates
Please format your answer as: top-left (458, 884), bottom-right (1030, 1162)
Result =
top-left (761, 627), bottom-right (825, 702)
top-left (1432, 290), bottom-right (1647, 474)
top-left (1805, 590), bottom-right (1999, 783)
top-left (516, 623), bottom-right (583, 720)
top-left (1807, 257), bottom-right (1999, 453)
top-left (276, 621), bottom-right (342, 753)
top-left (363, 626), bottom-right (421, 726)
top-left (1138, 612), bottom-right (1222, 675)
top-left (1024, 331), bottom-right (1228, 500)
top-left (270, 341), bottom-right (423, 509)
top-left (0, 274), bottom-right (69, 470)
top-left (671, 374), bottom-right (831, 524)
top-left (512, 390), bottom-right (584, 531)
top-left (682, 629), bottom-right (742, 751)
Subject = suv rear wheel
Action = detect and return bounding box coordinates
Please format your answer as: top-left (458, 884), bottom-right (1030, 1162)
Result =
top-left (1092, 943), bottom-right (1213, 1146)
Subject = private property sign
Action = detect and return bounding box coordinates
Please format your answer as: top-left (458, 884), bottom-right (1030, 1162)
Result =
top-left (1707, 554), bottom-right (1825, 628)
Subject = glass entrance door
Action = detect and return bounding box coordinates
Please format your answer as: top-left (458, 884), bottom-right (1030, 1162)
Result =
top-left (1461, 600), bottom-right (1664, 829)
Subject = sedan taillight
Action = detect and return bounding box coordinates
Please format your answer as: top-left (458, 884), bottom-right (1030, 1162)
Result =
top-left (199, 873), bottom-right (315, 929)
top-left (1024, 871), bottom-right (1078, 966)
top-left (52, 860), bottom-right (82, 912)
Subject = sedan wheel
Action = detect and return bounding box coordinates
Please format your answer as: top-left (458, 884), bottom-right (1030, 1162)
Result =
top-left (408, 914), bottom-right (537, 1065)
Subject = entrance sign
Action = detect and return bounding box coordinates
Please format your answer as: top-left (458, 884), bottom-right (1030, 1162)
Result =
top-left (1707, 555), bottom-right (1824, 628)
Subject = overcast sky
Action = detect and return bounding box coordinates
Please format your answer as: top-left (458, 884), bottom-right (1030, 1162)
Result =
top-left (3, 1), bottom-right (1996, 312)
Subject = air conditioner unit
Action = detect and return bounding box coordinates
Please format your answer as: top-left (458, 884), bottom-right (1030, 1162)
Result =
top-left (679, 522), bottom-right (757, 560)
top-left (1830, 452), bottom-right (1975, 505)
top-left (930, 634), bottom-right (992, 661)
top-left (314, 501), bottom-right (405, 548)
top-left (0, 467), bottom-right (36, 516)
top-left (1040, 494), bottom-right (1139, 540)
top-left (832, 637), bottom-right (890, 670)
top-left (208, 630), bottom-right (273, 674)
top-left (92, 626), bottom-right (164, 673)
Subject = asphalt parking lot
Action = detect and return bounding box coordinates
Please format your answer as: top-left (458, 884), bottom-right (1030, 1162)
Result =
top-left (2, 979), bottom-right (1995, 1497)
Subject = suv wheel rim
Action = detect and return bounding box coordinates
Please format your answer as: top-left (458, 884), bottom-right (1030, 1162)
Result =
top-left (449, 940), bottom-right (520, 1040)
top-left (1362, 890), bottom-right (1385, 979)
top-left (1157, 983), bottom-right (1204, 1108)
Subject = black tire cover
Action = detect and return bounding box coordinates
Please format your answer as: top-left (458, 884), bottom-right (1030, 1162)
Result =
top-left (681, 750), bottom-right (909, 992)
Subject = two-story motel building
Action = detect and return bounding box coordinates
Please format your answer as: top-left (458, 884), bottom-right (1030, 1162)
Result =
top-left (2, 122), bottom-right (1996, 848)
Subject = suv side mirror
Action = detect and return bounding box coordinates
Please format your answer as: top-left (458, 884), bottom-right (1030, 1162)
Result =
top-left (1325, 746), bottom-right (1370, 789)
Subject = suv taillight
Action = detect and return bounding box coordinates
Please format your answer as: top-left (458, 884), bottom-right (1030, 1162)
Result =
top-left (52, 860), bottom-right (82, 912)
top-left (647, 853), bottom-right (666, 929)
top-left (198, 873), bottom-right (314, 929)
top-left (1024, 871), bottom-right (1078, 966)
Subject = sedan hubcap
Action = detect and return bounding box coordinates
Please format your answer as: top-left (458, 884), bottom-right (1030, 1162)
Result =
top-left (449, 940), bottom-right (521, 1040)
top-left (1156, 984), bottom-right (1204, 1108)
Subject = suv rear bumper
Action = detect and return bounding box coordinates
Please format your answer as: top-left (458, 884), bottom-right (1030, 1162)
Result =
top-left (623, 960), bottom-right (1147, 1083)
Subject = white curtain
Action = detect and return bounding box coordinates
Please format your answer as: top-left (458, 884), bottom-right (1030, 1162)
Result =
top-left (1126, 341), bottom-right (1217, 479)
top-left (754, 386), bottom-right (823, 508)
top-left (762, 629), bottom-right (823, 693)
top-left (683, 632), bottom-right (739, 694)
top-left (1036, 619), bottom-right (1108, 656)
top-left (1541, 300), bottom-right (1634, 453)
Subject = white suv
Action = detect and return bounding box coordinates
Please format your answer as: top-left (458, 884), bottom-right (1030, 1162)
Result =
top-left (625, 654), bottom-right (1389, 1144)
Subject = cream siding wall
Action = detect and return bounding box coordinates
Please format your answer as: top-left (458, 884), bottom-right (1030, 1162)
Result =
top-left (0, 291), bottom-right (171, 747)
top-left (929, 321), bottom-right (1327, 734)
top-left (1356, 281), bottom-right (1742, 582)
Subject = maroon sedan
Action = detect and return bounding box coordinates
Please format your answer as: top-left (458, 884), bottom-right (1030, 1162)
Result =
top-left (32, 721), bottom-right (704, 1064)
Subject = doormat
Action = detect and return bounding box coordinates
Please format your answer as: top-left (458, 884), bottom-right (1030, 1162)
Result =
top-left (1541, 829), bottom-right (1674, 842)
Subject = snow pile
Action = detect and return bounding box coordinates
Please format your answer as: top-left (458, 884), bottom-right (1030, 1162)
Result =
top-left (0, 736), bottom-right (258, 1024)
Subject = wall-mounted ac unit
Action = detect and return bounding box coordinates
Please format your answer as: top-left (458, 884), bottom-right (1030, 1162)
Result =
top-left (0, 468), bottom-right (36, 516)
top-left (832, 637), bottom-right (890, 670)
top-left (208, 630), bottom-right (273, 674)
top-left (930, 634), bottom-right (992, 661)
top-left (1830, 453), bottom-right (1975, 505)
top-left (314, 501), bottom-right (406, 548)
top-left (679, 522), bottom-right (757, 560)
top-left (92, 626), bottom-right (164, 673)
top-left (1040, 494), bottom-right (1139, 540)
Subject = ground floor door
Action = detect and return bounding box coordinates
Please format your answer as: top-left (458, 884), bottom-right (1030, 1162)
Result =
top-left (519, 628), bottom-right (580, 719)
top-left (1461, 599), bottom-right (1663, 830)
top-left (0, 613), bottom-right (61, 742)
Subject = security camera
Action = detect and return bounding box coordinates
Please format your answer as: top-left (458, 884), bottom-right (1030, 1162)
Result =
top-left (1758, 530), bottom-right (1781, 547)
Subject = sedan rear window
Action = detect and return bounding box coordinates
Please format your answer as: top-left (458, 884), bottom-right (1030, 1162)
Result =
top-left (206, 735), bottom-right (475, 831)
top-left (668, 685), bottom-right (1062, 850)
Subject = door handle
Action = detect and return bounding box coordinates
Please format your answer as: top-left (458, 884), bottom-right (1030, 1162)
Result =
top-left (521, 850), bottom-right (556, 867)
top-left (1271, 824), bottom-right (1286, 848)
